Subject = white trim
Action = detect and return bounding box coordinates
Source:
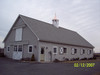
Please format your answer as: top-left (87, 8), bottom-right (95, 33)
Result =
top-left (7, 46), bottom-right (10, 52)
top-left (80, 49), bottom-right (85, 55)
top-left (53, 46), bottom-right (58, 54)
top-left (20, 16), bottom-right (39, 41)
top-left (71, 48), bottom-right (75, 54)
top-left (87, 50), bottom-right (92, 54)
top-left (80, 49), bottom-right (83, 55)
top-left (15, 28), bottom-right (22, 41)
top-left (14, 45), bottom-right (17, 52)
top-left (28, 45), bottom-right (33, 53)
top-left (60, 47), bottom-right (63, 54)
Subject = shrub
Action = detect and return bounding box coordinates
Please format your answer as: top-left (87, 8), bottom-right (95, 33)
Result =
top-left (75, 58), bottom-right (79, 60)
top-left (70, 58), bottom-right (79, 61)
top-left (21, 58), bottom-right (31, 61)
top-left (31, 54), bottom-right (35, 61)
top-left (65, 58), bottom-right (69, 61)
top-left (93, 56), bottom-right (96, 59)
top-left (0, 53), bottom-right (5, 57)
top-left (88, 58), bottom-right (93, 60)
top-left (53, 59), bottom-right (60, 62)
top-left (81, 58), bottom-right (87, 60)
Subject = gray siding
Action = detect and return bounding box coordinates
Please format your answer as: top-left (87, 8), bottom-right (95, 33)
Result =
top-left (4, 29), bottom-right (16, 58)
top-left (22, 25), bottom-right (39, 61)
top-left (4, 17), bottom-right (39, 61)
top-left (39, 41), bottom-right (93, 62)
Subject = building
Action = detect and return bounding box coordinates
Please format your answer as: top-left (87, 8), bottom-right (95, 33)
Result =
top-left (0, 48), bottom-right (4, 57)
top-left (3, 14), bottom-right (94, 62)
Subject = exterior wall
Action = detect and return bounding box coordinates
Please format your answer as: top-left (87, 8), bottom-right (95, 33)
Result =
top-left (39, 41), bottom-right (93, 62)
top-left (22, 26), bottom-right (39, 61)
top-left (4, 17), bottom-right (39, 61)
top-left (4, 29), bottom-right (15, 58)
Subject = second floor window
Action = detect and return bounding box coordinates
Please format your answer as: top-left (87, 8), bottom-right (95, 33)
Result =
top-left (15, 28), bottom-right (22, 41)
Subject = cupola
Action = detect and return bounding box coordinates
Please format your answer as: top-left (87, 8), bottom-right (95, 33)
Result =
top-left (52, 14), bottom-right (59, 27)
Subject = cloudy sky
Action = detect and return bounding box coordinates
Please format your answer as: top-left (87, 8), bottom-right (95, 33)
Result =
top-left (0, 0), bottom-right (100, 53)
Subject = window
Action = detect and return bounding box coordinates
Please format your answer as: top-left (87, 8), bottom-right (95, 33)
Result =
top-left (28, 45), bottom-right (33, 53)
top-left (63, 48), bottom-right (67, 53)
top-left (72, 48), bottom-right (77, 54)
top-left (53, 46), bottom-right (58, 54)
top-left (15, 28), bottom-right (22, 41)
top-left (88, 50), bottom-right (92, 54)
top-left (18, 45), bottom-right (22, 51)
top-left (41, 47), bottom-right (44, 54)
top-left (7, 46), bottom-right (10, 52)
top-left (14, 45), bottom-right (17, 51)
top-left (81, 49), bottom-right (85, 54)
top-left (74, 49), bottom-right (77, 53)
top-left (83, 49), bottom-right (85, 54)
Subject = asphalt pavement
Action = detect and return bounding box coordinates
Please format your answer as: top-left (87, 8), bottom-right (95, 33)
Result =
top-left (0, 57), bottom-right (100, 75)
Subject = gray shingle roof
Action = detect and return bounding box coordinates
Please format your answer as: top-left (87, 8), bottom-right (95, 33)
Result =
top-left (20, 15), bottom-right (94, 48)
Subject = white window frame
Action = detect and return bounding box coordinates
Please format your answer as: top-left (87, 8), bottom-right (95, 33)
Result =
top-left (88, 50), bottom-right (92, 54)
top-left (28, 45), bottom-right (33, 53)
top-left (15, 28), bottom-right (22, 41)
top-left (14, 45), bottom-right (17, 52)
top-left (7, 46), bottom-right (10, 52)
top-left (71, 48), bottom-right (77, 54)
top-left (53, 46), bottom-right (58, 54)
top-left (60, 47), bottom-right (63, 54)
top-left (71, 48), bottom-right (75, 54)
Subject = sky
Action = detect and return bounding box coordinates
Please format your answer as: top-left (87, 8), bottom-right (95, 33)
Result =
top-left (0, 0), bottom-right (100, 53)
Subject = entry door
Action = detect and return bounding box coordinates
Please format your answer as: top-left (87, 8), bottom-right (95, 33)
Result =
top-left (13, 45), bottom-right (22, 60)
top-left (40, 47), bottom-right (45, 61)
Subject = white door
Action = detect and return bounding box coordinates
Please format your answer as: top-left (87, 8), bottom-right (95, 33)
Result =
top-left (40, 47), bottom-right (45, 61)
top-left (13, 45), bottom-right (22, 60)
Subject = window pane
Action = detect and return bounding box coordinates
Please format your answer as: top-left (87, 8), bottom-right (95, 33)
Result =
top-left (54, 48), bottom-right (56, 53)
top-left (74, 49), bottom-right (77, 53)
top-left (63, 48), bottom-right (67, 53)
top-left (83, 49), bottom-right (85, 54)
top-left (7, 47), bottom-right (10, 51)
top-left (41, 48), bottom-right (44, 54)
top-left (29, 46), bottom-right (32, 52)
top-left (14, 46), bottom-right (17, 51)
top-left (18, 45), bottom-right (22, 51)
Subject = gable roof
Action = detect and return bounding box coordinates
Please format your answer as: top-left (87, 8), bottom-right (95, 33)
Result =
top-left (20, 15), bottom-right (94, 48)
top-left (3, 15), bottom-right (94, 48)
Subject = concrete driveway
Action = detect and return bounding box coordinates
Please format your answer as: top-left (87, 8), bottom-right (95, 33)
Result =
top-left (0, 57), bottom-right (100, 75)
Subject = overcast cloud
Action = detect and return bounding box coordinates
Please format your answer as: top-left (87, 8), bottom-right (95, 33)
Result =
top-left (0, 0), bottom-right (100, 53)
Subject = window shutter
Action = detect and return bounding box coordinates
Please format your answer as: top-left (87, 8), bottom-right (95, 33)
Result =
top-left (72, 48), bottom-right (74, 54)
top-left (81, 49), bottom-right (83, 54)
top-left (15, 28), bottom-right (22, 41)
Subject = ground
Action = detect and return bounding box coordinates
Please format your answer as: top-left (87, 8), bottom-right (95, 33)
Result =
top-left (0, 57), bottom-right (100, 75)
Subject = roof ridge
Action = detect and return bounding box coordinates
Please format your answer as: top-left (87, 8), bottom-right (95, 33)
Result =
top-left (20, 14), bottom-right (53, 26)
top-left (20, 14), bottom-right (76, 32)
top-left (59, 27), bottom-right (76, 33)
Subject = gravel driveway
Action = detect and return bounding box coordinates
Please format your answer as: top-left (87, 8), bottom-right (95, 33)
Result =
top-left (0, 57), bottom-right (100, 75)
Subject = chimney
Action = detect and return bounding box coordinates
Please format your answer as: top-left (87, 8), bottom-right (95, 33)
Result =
top-left (52, 14), bottom-right (59, 28)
